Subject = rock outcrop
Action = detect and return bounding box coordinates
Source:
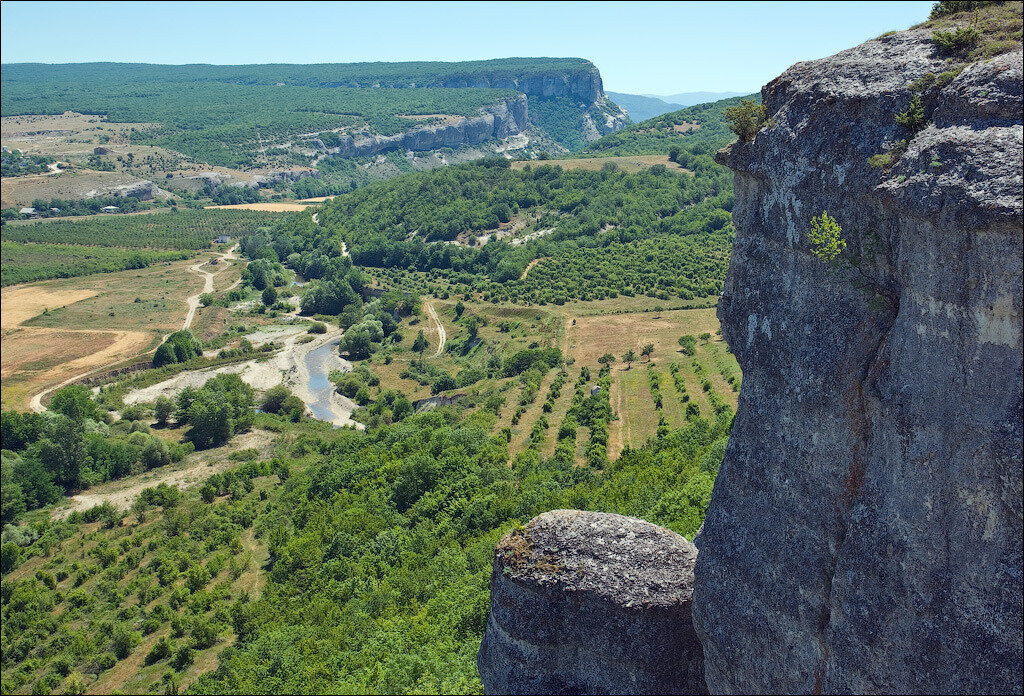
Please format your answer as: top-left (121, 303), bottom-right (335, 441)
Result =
top-left (323, 96), bottom-right (529, 160)
top-left (693, 28), bottom-right (1022, 695)
top-left (437, 64), bottom-right (607, 104)
top-left (478, 510), bottom-right (706, 695)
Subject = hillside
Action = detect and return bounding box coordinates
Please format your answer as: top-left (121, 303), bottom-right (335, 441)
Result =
top-left (605, 92), bottom-right (685, 121)
top-left (1, 59), bottom-right (627, 179)
top-left (477, 2), bottom-right (1023, 694)
top-left (577, 94), bottom-right (754, 157)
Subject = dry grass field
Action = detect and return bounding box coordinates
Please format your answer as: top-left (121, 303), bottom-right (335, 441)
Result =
top-left (0, 255), bottom-right (211, 409)
top-left (512, 154), bottom-right (692, 174)
top-left (204, 202), bottom-right (316, 212)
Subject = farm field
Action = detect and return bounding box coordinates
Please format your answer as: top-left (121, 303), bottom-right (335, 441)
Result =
top-left (512, 153), bottom-right (691, 173)
top-left (0, 255), bottom-right (216, 409)
top-left (1, 241), bottom-right (191, 286)
top-left (349, 297), bottom-right (738, 464)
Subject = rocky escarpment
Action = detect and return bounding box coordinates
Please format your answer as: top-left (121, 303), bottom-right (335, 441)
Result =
top-left (478, 510), bottom-right (706, 695)
top-left (693, 28), bottom-right (1022, 695)
top-left (320, 96), bottom-right (529, 159)
top-left (437, 64), bottom-right (607, 104)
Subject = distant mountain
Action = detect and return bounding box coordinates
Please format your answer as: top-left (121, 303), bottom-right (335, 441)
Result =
top-left (642, 91), bottom-right (747, 107)
top-left (606, 92), bottom-right (685, 122)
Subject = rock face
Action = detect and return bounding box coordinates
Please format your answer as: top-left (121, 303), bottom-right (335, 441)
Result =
top-left (693, 28), bottom-right (1022, 695)
top-left (478, 510), bottom-right (706, 695)
top-left (437, 64), bottom-right (607, 104)
top-left (324, 96), bottom-right (529, 160)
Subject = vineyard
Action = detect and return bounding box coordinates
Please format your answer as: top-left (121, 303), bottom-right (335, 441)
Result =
top-left (0, 242), bottom-right (191, 286)
top-left (2, 209), bottom-right (285, 250)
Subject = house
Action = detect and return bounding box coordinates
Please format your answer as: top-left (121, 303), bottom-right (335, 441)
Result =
top-left (50, 207), bottom-right (61, 213)
top-left (590, 386), bottom-right (601, 396)
top-left (215, 234), bottom-right (232, 244)
top-left (101, 205), bottom-right (120, 213)
top-left (19, 207), bottom-right (38, 217)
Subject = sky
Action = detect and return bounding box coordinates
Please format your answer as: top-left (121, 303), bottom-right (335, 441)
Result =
top-left (0, 1), bottom-right (936, 95)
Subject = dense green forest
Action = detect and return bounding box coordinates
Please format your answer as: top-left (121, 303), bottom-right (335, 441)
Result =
top-left (0, 59), bottom-right (597, 91)
top-left (2, 209), bottom-right (284, 250)
top-left (2, 81), bottom-right (514, 169)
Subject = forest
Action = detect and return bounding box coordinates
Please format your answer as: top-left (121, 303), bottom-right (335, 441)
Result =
top-left (1, 381), bottom-right (728, 694)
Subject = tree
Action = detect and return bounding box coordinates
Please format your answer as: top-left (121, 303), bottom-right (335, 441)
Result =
top-left (466, 316), bottom-right (479, 341)
top-left (154, 397), bottom-right (173, 426)
top-left (641, 343), bottom-right (655, 361)
top-left (597, 353), bottom-right (616, 366)
top-left (622, 349), bottom-right (637, 369)
top-left (808, 211), bottom-right (846, 263)
top-left (49, 384), bottom-right (98, 423)
top-left (141, 438), bottom-right (170, 470)
top-left (412, 330), bottom-right (429, 365)
top-left (339, 318), bottom-right (384, 360)
top-left (725, 99), bottom-right (769, 142)
top-left (261, 285), bottom-right (278, 306)
top-left (454, 300), bottom-right (465, 319)
top-left (678, 335), bottom-right (697, 356)
top-left (260, 385), bottom-right (291, 414)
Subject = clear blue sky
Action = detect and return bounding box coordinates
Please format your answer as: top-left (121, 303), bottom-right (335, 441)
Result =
top-left (0, 1), bottom-right (935, 95)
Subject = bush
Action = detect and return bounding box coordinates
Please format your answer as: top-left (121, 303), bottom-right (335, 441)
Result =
top-left (725, 100), bottom-right (769, 142)
top-left (308, 321), bottom-right (327, 334)
top-left (895, 94), bottom-right (926, 132)
top-left (146, 637), bottom-right (172, 664)
top-left (932, 25), bottom-right (981, 53)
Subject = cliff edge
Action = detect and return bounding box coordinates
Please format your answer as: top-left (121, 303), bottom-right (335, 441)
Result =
top-left (693, 23), bottom-right (1022, 696)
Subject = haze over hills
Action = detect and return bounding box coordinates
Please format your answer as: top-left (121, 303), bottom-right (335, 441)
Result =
top-left (605, 92), bottom-right (686, 122)
top-left (642, 91), bottom-right (747, 106)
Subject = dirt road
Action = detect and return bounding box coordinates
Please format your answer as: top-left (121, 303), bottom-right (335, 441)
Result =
top-left (52, 429), bottom-right (274, 517)
top-left (28, 246), bottom-right (239, 412)
top-left (182, 245), bottom-right (238, 330)
top-left (425, 302), bottom-right (446, 356)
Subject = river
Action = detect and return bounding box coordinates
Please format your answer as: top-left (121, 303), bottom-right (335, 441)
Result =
top-left (303, 338), bottom-right (341, 423)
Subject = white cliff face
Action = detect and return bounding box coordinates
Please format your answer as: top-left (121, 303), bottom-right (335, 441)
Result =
top-left (693, 28), bottom-right (1022, 695)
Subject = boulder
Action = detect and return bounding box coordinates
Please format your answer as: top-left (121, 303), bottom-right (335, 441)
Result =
top-left (478, 510), bottom-right (706, 695)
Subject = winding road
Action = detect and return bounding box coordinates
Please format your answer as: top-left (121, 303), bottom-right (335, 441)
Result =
top-left (29, 246), bottom-right (239, 413)
top-left (425, 302), bottom-right (446, 356)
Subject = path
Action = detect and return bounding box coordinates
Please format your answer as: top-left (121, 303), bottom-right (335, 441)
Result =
top-left (29, 246), bottom-right (239, 413)
top-left (521, 258), bottom-right (544, 280)
top-left (182, 245), bottom-right (238, 330)
top-left (425, 302), bottom-right (446, 356)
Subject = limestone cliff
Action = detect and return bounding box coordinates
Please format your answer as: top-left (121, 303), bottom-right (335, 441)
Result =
top-left (693, 27), bottom-right (1023, 695)
top-left (321, 96), bottom-right (529, 159)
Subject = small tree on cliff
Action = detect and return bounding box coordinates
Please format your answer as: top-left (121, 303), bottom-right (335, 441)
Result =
top-left (725, 100), bottom-right (770, 142)
top-left (808, 211), bottom-right (896, 310)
